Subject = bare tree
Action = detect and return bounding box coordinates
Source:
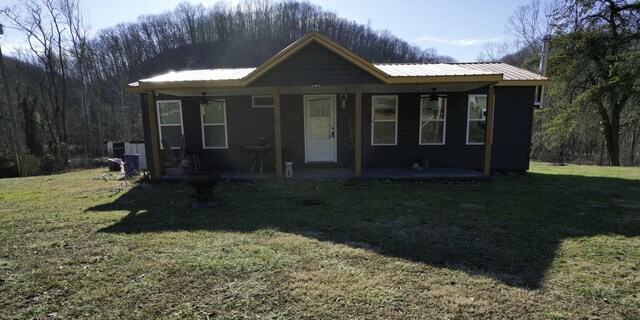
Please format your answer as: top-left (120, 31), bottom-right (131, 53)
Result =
top-left (60, 0), bottom-right (91, 156)
top-left (4, 0), bottom-right (70, 147)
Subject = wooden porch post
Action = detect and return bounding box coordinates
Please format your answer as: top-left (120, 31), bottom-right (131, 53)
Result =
top-left (273, 87), bottom-right (283, 177)
top-left (147, 91), bottom-right (161, 179)
top-left (355, 86), bottom-right (362, 177)
top-left (483, 85), bottom-right (496, 176)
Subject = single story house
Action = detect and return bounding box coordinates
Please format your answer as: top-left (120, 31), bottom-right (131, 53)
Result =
top-left (128, 32), bottom-right (548, 179)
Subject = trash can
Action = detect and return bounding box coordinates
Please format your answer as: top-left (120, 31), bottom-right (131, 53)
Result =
top-left (122, 154), bottom-right (140, 176)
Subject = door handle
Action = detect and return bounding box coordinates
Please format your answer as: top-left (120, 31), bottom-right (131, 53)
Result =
top-left (331, 127), bottom-right (335, 138)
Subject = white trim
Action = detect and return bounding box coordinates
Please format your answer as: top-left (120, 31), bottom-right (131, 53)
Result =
top-left (156, 100), bottom-right (184, 150)
top-left (252, 95), bottom-right (274, 108)
top-left (201, 99), bottom-right (229, 149)
top-left (303, 94), bottom-right (337, 163)
top-left (371, 95), bottom-right (398, 146)
top-left (466, 94), bottom-right (490, 145)
top-left (419, 95), bottom-right (447, 145)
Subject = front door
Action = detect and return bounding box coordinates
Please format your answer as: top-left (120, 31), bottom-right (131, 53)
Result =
top-left (304, 95), bottom-right (337, 162)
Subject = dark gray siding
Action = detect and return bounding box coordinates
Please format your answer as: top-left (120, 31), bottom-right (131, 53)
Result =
top-left (182, 95), bottom-right (276, 171)
top-left (140, 87), bottom-right (536, 175)
top-left (491, 86), bottom-right (536, 171)
top-left (249, 42), bottom-right (383, 87)
top-left (360, 86), bottom-right (536, 171)
top-left (361, 92), bottom-right (486, 169)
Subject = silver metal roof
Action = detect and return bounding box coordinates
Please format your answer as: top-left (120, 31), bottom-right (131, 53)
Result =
top-left (131, 62), bottom-right (545, 87)
top-left (452, 62), bottom-right (546, 81)
top-left (374, 63), bottom-right (495, 77)
top-left (139, 68), bottom-right (255, 83)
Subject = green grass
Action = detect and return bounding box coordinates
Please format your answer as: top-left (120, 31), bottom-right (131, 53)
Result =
top-left (1, 163), bottom-right (639, 319)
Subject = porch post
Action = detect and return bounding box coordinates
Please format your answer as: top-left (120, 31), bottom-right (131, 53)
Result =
top-left (483, 85), bottom-right (496, 176)
top-left (147, 91), bottom-right (161, 179)
top-left (273, 87), bottom-right (283, 177)
top-left (355, 85), bottom-right (362, 177)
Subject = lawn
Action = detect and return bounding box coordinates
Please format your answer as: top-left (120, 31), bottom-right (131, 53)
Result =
top-left (1, 162), bottom-right (638, 319)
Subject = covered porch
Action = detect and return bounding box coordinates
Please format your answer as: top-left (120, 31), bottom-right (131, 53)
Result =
top-left (155, 167), bottom-right (489, 181)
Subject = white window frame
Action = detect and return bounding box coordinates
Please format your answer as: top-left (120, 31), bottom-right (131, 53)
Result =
top-left (419, 95), bottom-right (447, 145)
top-left (371, 95), bottom-right (398, 146)
top-left (156, 100), bottom-right (184, 150)
top-left (466, 94), bottom-right (489, 145)
top-left (252, 95), bottom-right (274, 108)
top-left (201, 99), bottom-right (228, 149)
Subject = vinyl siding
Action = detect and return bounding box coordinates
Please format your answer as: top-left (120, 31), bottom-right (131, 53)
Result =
top-left (249, 42), bottom-right (383, 87)
top-left (139, 86), bottom-right (535, 175)
top-left (360, 87), bottom-right (535, 171)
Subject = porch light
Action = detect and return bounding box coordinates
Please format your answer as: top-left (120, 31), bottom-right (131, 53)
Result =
top-left (339, 94), bottom-right (347, 109)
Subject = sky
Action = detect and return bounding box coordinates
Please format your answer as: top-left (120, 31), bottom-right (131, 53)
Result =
top-left (1, 0), bottom-right (534, 62)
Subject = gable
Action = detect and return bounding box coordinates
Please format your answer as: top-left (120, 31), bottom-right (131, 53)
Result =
top-left (248, 42), bottom-right (384, 87)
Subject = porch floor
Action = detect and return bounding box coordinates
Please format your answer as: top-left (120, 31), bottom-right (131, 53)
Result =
top-left (213, 167), bottom-right (489, 181)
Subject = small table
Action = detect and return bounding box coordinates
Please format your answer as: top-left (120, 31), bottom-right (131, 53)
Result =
top-left (243, 145), bottom-right (275, 173)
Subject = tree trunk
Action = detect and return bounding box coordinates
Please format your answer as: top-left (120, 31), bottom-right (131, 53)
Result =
top-left (599, 138), bottom-right (605, 166)
top-left (604, 110), bottom-right (621, 166)
top-left (630, 123), bottom-right (638, 165)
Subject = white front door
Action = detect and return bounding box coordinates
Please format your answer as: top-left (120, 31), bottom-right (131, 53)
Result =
top-left (304, 95), bottom-right (337, 162)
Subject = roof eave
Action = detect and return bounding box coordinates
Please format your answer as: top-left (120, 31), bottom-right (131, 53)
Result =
top-left (386, 74), bottom-right (503, 84)
top-left (137, 80), bottom-right (246, 91)
top-left (496, 79), bottom-right (550, 86)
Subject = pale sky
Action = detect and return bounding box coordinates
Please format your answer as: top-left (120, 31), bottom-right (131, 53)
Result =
top-left (1, 0), bottom-right (534, 62)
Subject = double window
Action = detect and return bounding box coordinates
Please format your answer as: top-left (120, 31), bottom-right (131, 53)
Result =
top-left (467, 94), bottom-right (488, 144)
top-left (157, 100), bottom-right (183, 149)
top-left (419, 95), bottom-right (446, 145)
top-left (371, 95), bottom-right (398, 145)
top-left (201, 99), bottom-right (228, 149)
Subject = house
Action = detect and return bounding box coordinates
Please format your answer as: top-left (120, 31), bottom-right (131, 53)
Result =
top-left (128, 32), bottom-right (548, 179)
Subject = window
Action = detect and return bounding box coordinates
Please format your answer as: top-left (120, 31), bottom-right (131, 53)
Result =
top-left (201, 99), bottom-right (228, 149)
top-left (371, 95), bottom-right (398, 145)
top-left (419, 95), bottom-right (446, 145)
top-left (157, 100), bottom-right (183, 149)
top-left (252, 95), bottom-right (274, 108)
top-left (467, 94), bottom-right (487, 144)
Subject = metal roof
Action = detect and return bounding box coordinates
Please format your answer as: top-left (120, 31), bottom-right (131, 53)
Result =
top-left (374, 62), bottom-right (546, 82)
top-left (139, 68), bottom-right (255, 83)
top-left (452, 62), bottom-right (546, 81)
top-left (374, 63), bottom-right (496, 77)
top-left (133, 62), bottom-right (543, 86)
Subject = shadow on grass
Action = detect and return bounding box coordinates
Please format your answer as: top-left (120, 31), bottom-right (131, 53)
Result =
top-left (88, 173), bottom-right (640, 289)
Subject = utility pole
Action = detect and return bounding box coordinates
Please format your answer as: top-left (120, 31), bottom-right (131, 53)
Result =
top-left (0, 21), bottom-right (23, 177)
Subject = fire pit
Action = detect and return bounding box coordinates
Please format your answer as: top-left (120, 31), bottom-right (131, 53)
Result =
top-left (184, 171), bottom-right (221, 208)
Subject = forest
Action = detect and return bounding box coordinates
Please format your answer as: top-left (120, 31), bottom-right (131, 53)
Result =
top-left (0, 0), bottom-right (638, 177)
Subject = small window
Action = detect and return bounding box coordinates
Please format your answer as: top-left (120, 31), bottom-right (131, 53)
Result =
top-left (371, 95), bottom-right (398, 146)
top-left (419, 95), bottom-right (446, 145)
top-left (252, 95), bottom-right (274, 108)
top-left (467, 94), bottom-right (487, 144)
top-left (201, 99), bottom-right (228, 149)
top-left (157, 100), bottom-right (183, 149)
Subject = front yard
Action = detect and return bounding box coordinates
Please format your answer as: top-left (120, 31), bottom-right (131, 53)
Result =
top-left (1, 163), bottom-right (638, 319)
